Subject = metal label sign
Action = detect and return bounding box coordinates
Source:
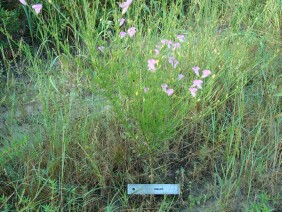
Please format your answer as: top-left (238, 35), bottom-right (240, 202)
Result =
top-left (127, 184), bottom-right (180, 195)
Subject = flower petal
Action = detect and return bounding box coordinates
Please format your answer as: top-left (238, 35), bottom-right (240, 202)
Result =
top-left (119, 0), bottom-right (133, 14)
top-left (166, 89), bottom-right (174, 96)
top-left (19, 0), bottom-right (27, 5)
top-left (119, 18), bottom-right (125, 26)
top-left (127, 27), bottom-right (136, 37)
top-left (161, 39), bottom-right (172, 48)
top-left (177, 34), bottom-right (184, 42)
top-left (189, 87), bottom-right (197, 97)
top-left (192, 66), bottom-right (200, 76)
top-left (201, 69), bottom-right (211, 78)
top-left (168, 56), bottom-right (179, 68)
top-left (178, 74), bottom-right (184, 80)
top-left (154, 49), bottom-right (160, 55)
top-left (172, 42), bottom-right (181, 50)
top-left (192, 80), bottom-right (203, 89)
top-left (120, 31), bottom-right (127, 38)
top-left (32, 4), bottom-right (43, 14)
top-left (161, 84), bottom-right (168, 91)
top-left (148, 59), bottom-right (158, 72)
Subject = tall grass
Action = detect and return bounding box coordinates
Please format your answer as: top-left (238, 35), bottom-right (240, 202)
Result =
top-left (0, 0), bottom-right (281, 210)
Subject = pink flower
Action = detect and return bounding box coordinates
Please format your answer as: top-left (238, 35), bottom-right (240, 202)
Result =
top-left (119, 0), bottom-right (133, 14)
top-left (177, 34), bottom-right (184, 42)
top-left (201, 69), bottom-right (211, 78)
top-left (161, 84), bottom-right (174, 96)
top-left (178, 74), bottom-right (184, 80)
top-left (32, 4), bottom-right (42, 14)
top-left (192, 80), bottom-right (203, 89)
top-left (192, 66), bottom-right (200, 76)
top-left (161, 39), bottom-right (172, 48)
top-left (154, 49), bottom-right (160, 55)
top-left (155, 45), bottom-right (162, 55)
top-left (120, 31), bottom-right (126, 38)
top-left (119, 18), bottom-right (126, 26)
top-left (127, 27), bottom-right (136, 37)
top-left (189, 87), bottom-right (198, 97)
top-left (161, 39), bottom-right (167, 45)
top-left (144, 87), bottom-right (149, 93)
top-left (161, 84), bottom-right (168, 91)
top-left (172, 42), bottom-right (181, 50)
top-left (168, 56), bottom-right (179, 68)
top-left (19, 0), bottom-right (27, 5)
top-left (148, 59), bottom-right (158, 72)
top-left (166, 89), bottom-right (174, 96)
top-left (98, 46), bottom-right (104, 52)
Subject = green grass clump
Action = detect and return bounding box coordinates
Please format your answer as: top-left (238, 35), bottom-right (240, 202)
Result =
top-left (0, 0), bottom-right (281, 210)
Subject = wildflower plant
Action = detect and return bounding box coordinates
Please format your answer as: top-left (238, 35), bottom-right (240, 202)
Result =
top-left (87, 0), bottom-right (213, 152)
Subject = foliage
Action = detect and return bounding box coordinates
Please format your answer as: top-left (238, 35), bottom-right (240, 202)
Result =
top-left (0, 0), bottom-right (281, 210)
top-left (0, 6), bottom-right (21, 55)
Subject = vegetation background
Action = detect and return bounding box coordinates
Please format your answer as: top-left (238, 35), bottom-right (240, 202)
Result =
top-left (0, 0), bottom-right (281, 211)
